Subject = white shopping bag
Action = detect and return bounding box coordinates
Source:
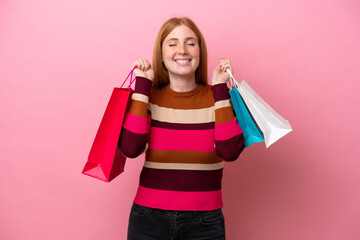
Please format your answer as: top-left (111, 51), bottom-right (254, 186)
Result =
top-left (227, 70), bottom-right (293, 148)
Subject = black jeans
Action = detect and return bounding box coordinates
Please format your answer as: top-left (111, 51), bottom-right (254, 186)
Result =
top-left (128, 203), bottom-right (226, 240)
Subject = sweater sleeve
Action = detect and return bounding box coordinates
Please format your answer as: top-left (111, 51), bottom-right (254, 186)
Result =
top-left (211, 83), bottom-right (245, 161)
top-left (118, 77), bottom-right (152, 158)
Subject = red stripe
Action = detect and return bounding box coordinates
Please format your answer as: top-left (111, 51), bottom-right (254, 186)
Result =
top-left (134, 77), bottom-right (152, 96)
top-left (211, 83), bottom-right (230, 102)
top-left (123, 113), bottom-right (149, 134)
top-left (151, 119), bottom-right (215, 130)
top-left (215, 119), bottom-right (243, 141)
top-left (149, 127), bottom-right (215, 152)
top-left (134, 186), bottom-right (223, 211)
top-left (215, 134), bottom-right (245, 161)
top-left (139, 167), bottom-right (223, 191)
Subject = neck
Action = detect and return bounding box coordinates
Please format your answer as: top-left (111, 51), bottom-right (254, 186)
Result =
top-left (169, 73), bottom-right (197, 92)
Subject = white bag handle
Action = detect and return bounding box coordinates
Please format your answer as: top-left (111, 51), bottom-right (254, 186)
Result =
top-left (227, 69), bottom-right (240, 89)
top-left (226, 69), bottom-right (240, 88)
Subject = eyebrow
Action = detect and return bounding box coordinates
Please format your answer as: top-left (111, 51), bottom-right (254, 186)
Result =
top-left (166, 37), bottom-right (197, 42)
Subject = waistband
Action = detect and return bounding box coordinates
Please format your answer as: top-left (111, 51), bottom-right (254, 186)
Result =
top-left (132, 203), bottom-right (222, 217)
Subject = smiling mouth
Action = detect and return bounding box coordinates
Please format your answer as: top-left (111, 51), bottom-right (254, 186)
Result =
top-left (174, 59), bottom-right (191, 64)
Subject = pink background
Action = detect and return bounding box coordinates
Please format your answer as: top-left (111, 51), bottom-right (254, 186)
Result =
top-left (1, 0), bottom-right (359, 239)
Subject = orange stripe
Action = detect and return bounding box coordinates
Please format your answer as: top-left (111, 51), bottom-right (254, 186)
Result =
top-left (150, 85), bottom-right (214, 109)
top-left (146, 149), bottom-right (223, 164)
top-left (128, 100), bottom-right (148, 118)
top-left (215, 107), bottom-right (236, 124)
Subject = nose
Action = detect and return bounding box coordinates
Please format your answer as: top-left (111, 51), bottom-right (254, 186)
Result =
top-left (178, 44), bottom-right (188, 55)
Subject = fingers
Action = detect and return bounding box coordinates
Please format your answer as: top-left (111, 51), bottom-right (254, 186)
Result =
top-left (133, 59), bottom-right (151, 72)
top-left (219, 58), bottom-right (233, 74)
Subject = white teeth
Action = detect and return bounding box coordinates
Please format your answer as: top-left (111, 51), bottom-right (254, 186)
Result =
top-left (175, 59), bottom-right (190, 64)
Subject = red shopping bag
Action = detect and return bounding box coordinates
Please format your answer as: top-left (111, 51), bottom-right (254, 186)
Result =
top-left (82, 68), bottom-right (136, 182)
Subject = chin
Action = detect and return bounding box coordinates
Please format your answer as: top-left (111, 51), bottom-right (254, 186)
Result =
top-left (174, 70), bottom-right (196, 77)
top-left (173, 67), bottom-right (198, 76)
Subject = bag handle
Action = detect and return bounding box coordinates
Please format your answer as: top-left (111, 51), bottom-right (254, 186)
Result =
top-left (120, 66), bottom-right (138, 89)
top-left (227, 69), bottom-right (241, 89)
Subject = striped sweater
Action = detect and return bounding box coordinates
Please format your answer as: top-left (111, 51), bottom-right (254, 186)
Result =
top-left (118, 76), bottom-right (245, 211)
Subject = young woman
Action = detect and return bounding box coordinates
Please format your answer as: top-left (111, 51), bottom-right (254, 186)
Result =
top-left (119, 17), bottom-right (245, 240)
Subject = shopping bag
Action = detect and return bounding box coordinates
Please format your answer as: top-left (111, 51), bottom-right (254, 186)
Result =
top-left (227, 69), bottom-right (293, 148)
top-left (229, 85), bottom-right (264, 148)
top-left (82, 67), bottom-right (136, 182)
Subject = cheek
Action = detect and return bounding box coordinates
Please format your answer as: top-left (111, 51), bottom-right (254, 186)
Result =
top-left (192, 50), bottom-right (200, 65)
top-left (193, 49), bottom-right (200, 68)
top-left (162, 49), bottom-right (173, 68)
top-left (162, 47), bottom-right (175, 59)
top-left (191, 47), bottom-right (200, 59)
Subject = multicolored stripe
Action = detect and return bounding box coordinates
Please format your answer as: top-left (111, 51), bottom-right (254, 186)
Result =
top-left (119, 77), bottom-right (244, 211)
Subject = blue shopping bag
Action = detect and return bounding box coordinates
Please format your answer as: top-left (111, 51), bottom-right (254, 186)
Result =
top-left (229, 88), bottom-right (264, 147)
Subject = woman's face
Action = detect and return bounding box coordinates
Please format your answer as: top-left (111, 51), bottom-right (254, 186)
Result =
top-left (162, 25), bottom-right (200, 80)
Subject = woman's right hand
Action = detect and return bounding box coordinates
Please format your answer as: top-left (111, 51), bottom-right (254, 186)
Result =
top-left (132, 59), bottom-right (155, 81)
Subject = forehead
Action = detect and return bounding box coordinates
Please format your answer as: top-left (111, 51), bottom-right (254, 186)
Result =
top-left (164, 25), bottom-right (198, 41)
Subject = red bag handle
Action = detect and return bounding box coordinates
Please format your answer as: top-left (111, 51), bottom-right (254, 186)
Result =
top-left (120, 66), bottom-right (137, 89)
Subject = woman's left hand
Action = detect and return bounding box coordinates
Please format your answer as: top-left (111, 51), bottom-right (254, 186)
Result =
top-left (211, 58), bottom-right (233, 85)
